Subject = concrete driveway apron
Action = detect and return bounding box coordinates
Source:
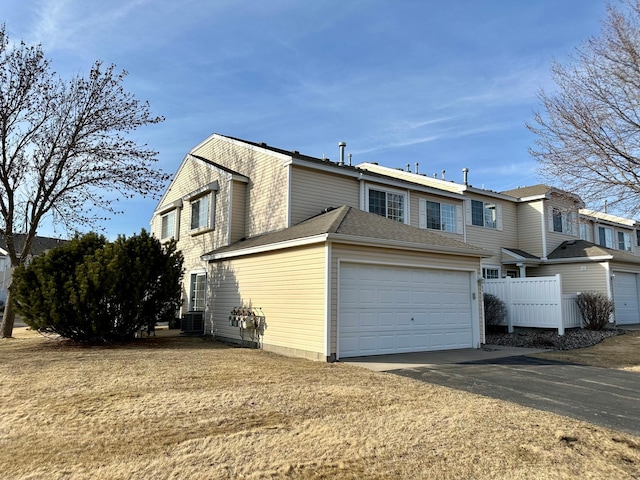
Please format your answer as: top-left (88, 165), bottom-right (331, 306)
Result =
top-left (345, 346), bottom-right (640, 437)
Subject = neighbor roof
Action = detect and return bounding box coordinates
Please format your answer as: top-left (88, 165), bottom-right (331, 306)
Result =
top-left (548, 240), bottom-right (640, 264)
top-left (501, 184), bottom-right (581, 203)
top-left (0, 234), bottom-right (67, 257)
top-left (203, 205), bottom-right (489, 260)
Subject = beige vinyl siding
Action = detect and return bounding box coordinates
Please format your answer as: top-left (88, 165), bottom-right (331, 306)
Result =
top-left (191, 136), bottom-right (288, 236)
top-left (289, 166), bottom-right (360, 225)
top-left (329, 243), bottom-right (483, 355)
top-left (528, 263), bottom-right (609, 295)
top-left (209, 244), bottom-right (327, 360)
top-left (151, 157), bottom-right (233, 315)
top-left (515, 200), bottom-right (545, 257)
top-left (465, 195), bottom-right (518, 265)
top-left (229, 180), bottom-right (246, 243)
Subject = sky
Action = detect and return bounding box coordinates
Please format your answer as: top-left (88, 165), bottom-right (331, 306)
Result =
top-left (2, 0), bottom-right (610, 239)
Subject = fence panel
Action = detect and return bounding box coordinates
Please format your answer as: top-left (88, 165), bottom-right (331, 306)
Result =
top-left (484, 275), bottom-right (566, 334)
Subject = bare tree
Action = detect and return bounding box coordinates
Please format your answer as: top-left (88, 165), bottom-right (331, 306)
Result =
top-left (0, 26), bottom-right (168, 337)
top-left (528, 1), bottom-right (640, 216)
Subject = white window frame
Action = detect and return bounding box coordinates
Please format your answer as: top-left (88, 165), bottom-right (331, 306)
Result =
top-left (617, 231), bottom-right (632, 251)
top-left (482, 266), bottom-right (501, 279)
top-left (190, 193), bottom-right (213, 232)
top-left (160, 208), bottom-right (180, 241)
top-left (366, 185), bottom-right (408, 224)
top-left (470, 200), bottom-right (500, 230)
top-left (186, 183), bottom-right (218, 236)
top-left (579, 222), bottom-right (590, 241)
top-left (552, 208), bottom-right (574, 235)
top-left (420, 199), bottom-right (459, 233)
top-left (189, 272), bottom-right (207, 312)
top-left (598, 226), bottom-right (614, 248)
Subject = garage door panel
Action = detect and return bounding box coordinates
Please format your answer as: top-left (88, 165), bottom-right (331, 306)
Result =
top-left (339, 263), bottom-right (473, 358)
top-left (614, 272), bottom-right (640, 325)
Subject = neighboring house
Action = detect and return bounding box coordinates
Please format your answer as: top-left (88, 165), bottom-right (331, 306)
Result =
top-left (152, 134), bottom-right (640, 361)
top-left (0, 234), bottom-right (68, 302)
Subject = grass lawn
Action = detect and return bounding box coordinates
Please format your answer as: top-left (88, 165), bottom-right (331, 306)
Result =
top-left (1, 328), bottom-right (639, 479)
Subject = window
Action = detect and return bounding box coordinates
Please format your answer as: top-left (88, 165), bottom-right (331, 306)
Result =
top-left (471, 200), bottom-right (497, 229)
top-left (425, 201), bottom-right (456, 233)
top-left (552, 208), bottom-right (574, 235)
top-left (553, 208), bottom-right (563, 233)
top-left (598, 226), bottom-right (614, 248)
top-left (190, 194), bottom-right (210, 230)
top-left (579, 223), bottom-right (590, 241)
top-left (618, 231), bottom-right (632, 251)
top-left (368, 188), bottom-right (405, 223)
top-left (190, 273), bottom-right (206, 311)
top-left (482, 267), bottom-right (500, 279)
top-left (161, 210), bottom-right (176, 240)
top-left (636, 229), bottom-right (640, 247)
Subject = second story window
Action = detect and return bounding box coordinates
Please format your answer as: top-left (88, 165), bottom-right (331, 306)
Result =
top-left (421, 200), bottom-right (457, 233)
top-left (368, 188), bottom-right (405, 223)
top-left (552, 208), bottom-right (574, 235)
top-left (161, 210), bottom-right (177, 240)
top-left (618, 231), bottom-right (632, 251)
top-left (579, 222), bottom-right (591, 241)
top-left (637, 229), bottom-right (640, 247)
top-left (471, 200), bottom-right (497, 229)
top-left (598, 226), bottom-right (614, 248)
top-left (190, 194), bottom-right (210, 230)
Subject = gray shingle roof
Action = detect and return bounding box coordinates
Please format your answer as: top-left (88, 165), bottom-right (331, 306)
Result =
top-left (203, 206), bottom-right (489, 260)
top-left (0, 234), bottom-right (67, 257)
top-left (502, 248), bottom-right (540, 260)
top-left (548, 240), bottom-right (640, 264)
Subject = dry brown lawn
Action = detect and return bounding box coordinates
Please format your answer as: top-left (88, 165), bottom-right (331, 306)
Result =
top-left (535, 329), bottom-right (640, 372)
top-left (1, 328), bottom-right (639, 479)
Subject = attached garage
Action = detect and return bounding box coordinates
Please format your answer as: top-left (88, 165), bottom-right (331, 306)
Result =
top-left (204, 205), bottom-right (487, 362)
top-left (613, 271), bottom-right (640, 325)
top-left (338, 263), bottom-right (474, 358)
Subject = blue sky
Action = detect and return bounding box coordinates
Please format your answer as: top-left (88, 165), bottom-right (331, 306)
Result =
top-left (3, 0), bottom-right (608, 238)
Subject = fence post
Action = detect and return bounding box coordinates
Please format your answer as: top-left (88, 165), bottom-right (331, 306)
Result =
top-left (556, 274), bottom-right (564, 335)
top-left (506, 276), bottom-right (514, 333)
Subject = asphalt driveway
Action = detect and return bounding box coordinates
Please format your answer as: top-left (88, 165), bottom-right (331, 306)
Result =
top-left (346, 348), bottom-right (640, 437)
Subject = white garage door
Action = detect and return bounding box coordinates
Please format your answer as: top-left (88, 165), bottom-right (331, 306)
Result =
top-left (338, 263), bottom-right (474, 358)
top-left (613, 272), bottom-right (640, 325)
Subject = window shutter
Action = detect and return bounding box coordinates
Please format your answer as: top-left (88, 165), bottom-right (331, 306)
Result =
top-left (464, 200), bottom-right (472, 225)
top-left (419, 199), bottom-right (426, 229)
top-left (496, 204), bottom-right (503, 231)
top-left (547, 205), bottom-right (554, 232)
top-left (456, 205), bottom-right (464, 234)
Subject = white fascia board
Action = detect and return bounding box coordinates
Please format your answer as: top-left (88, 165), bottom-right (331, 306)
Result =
top-left (201, 234), bottom-right (329, 261)
top-left (286, 157), bottom-right (466, 201)
top-left (461, 186), bottom-right (519, 202)
top-left (326, 233), bottom-right (491, 258)
top-left (543, 255), bottom-right (614, 264)
top-left (516, 194), bottom-right (549, 202)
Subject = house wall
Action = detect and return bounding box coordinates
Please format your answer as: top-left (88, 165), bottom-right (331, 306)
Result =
top-left (191, 136), bottom-right (289, 237)
top-left (329, 243), bottom-right (484, 356)
top-left (527, 262), bottom-right (609, 295)
top-left (464, 193), bottom-right (518, 269)
top-left (151, 157), bottom-right (232, 314)
top-left (544, 195), bottom-right (580, 255)
top-left (289, 165), bottom-right (360, 225)
top-left (208, 243), bottom-right (327, 360)
top-left (515, 200), bottom-right (545, 257)
top-left (230, 180), bottom-right (247, 243)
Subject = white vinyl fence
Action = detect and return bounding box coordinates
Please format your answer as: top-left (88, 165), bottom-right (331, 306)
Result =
top-left (484, 275), bottom-right (582, 335)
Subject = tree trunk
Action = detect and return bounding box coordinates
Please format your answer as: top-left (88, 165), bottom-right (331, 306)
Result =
top-left (0, 288), bottom-right (16, 338)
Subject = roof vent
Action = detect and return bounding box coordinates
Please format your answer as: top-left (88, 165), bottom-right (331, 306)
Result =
top-left (338, 141), bottom-right (346, 166)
